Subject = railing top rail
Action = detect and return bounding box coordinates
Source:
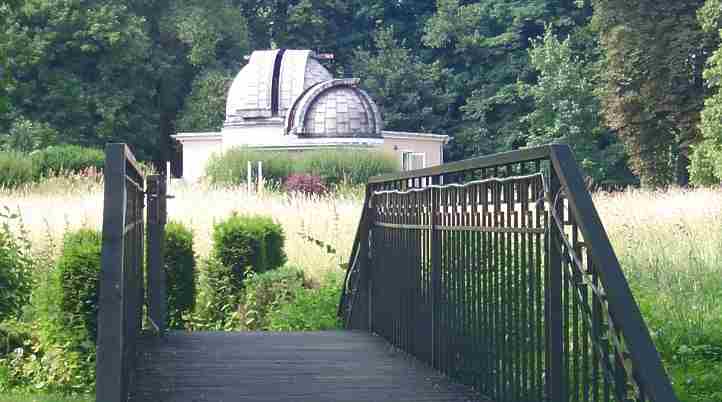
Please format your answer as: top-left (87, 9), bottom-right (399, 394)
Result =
top-left (368, 145), bottom-right (553, 184)
top-left (548, 145), bottom-right (677, 402)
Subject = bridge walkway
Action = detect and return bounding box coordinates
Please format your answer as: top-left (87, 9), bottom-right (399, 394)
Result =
top-left (130, 330), bottom-right (482, 402)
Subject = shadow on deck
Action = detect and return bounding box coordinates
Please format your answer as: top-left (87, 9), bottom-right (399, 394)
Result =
top-left (131, 330), bottom-right (482, 402)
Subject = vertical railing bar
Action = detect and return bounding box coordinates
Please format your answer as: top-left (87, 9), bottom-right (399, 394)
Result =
top-left (509, 165), bottom-right (516, 400)
top-left (492, 169), bottom-right (501, 399)
top-left (534, 159), bottom-right (544, 401)
top-left (512, 174), bottom-right (521, 402)
top-left (571, 205), bottom-right (581, 402)
top-left (482, 179), bottom-right (491, 395)
top-left (582, 246), bottom-right (592, 402)
top-left (501, 167), bottom-right (509, 401)
top-left (548, 163), bottom-right (565, 402)
top-left (457, 187), bottom-right (470, 382)
top-left (431, 181), bottom-right (440, 369)
top-left (471, 182), bottom-right (480, 391)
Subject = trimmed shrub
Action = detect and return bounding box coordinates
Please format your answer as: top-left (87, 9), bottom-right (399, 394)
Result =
top-left (266, 271), bottom-right (343, 331)
top-left (55, 229), bottom-right (102, 342)
top-left (284, 173), bottom-right (327, 195)
top-left (0, 151), bottom-right (35, 189)
top-left (212, 213), bottom-right (286, 280)
top-left (205, 147), bottom-right (398, 186)
top-left (163, 222), bottom-right (196, 329)
top-left (242, 266), bottom-right (306, 330)
top-left (31, 145), bottom-right (104, 178)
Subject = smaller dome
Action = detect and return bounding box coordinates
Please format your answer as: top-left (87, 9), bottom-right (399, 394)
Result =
top-left (285, 79), bottom-right (383, 139)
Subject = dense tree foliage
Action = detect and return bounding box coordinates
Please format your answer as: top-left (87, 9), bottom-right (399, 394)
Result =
top-left (1, 0), bottom-right (720, 186)
top-left (592, 0), bottom-right (709, 186)
top-left (692, 0), bottom-right (722, 184)
top-left (518, 26), bottom-right (628, 184)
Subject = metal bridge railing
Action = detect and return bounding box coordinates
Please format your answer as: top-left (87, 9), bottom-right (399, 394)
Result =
top-left (96, 144), bottom-right (167, 402)
top-left (339, 144), bottom-right (678, 402)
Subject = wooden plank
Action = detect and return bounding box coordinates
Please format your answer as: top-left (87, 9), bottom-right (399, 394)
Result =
top-left (131, 331), bottom-right (486, 402)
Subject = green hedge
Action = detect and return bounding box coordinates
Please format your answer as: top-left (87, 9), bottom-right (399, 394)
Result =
top-left (0, 152), bottom-right (35, 189)
top-left (190, 214), bottom-right (286, 331)
top-left (6, 229), bottom-right (103, 393)
top-left (31, 145), bottom-right (104, 178)
top-left (163, 222), bottom-right (196, 329)
top-left (205, 148), bottom-right (398, 186)
top-left (55, 229), bottom-right (102, 342)
top-left (0, 145), bottom-right (105, 189)
top-left (212, 213), bottom-right (286, 281)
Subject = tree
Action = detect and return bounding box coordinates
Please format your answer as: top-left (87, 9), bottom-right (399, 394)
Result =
top-left (1, 0), bottom-right (158, 156)
top-left (352, 27), bottom-right (453, 135)
top-left (519, 26), bottom-right (627, 183)
top-left (421, 0), bottom-right (591, 159)
top-left (690, 0), bottom-right (722, 184)
top-left (591, 0), bottom-right (708, 187)
top-left (176, 69), bottom-right (234, 132)
top-left (0, 0), bottom-right (250, 165)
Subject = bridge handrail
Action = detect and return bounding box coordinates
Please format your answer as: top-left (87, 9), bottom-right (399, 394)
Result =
top-left (96, 144), bottom-right (167, 402)
top-left (340, 144), bottom-right (678, 402)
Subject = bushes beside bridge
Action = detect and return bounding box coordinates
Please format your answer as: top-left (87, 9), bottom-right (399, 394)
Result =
top-left (191, 213), bottom-right (289, 330)
top-left (163, 222), bottom-right (197, 330)
top-left (1, 229), bottom-right (101, 393)
top-left (189, 212), bottom-right (341, 332)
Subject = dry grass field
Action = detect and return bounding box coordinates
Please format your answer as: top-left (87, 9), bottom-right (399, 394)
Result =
top-left (2, 178), bottom-right (361, 281)
top-left (2, 178), bottom-right (721, 400)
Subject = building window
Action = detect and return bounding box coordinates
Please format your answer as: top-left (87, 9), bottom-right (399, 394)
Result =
top-left (402, 151), bottom-right (426, 171)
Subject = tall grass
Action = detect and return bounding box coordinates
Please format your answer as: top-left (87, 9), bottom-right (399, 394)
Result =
top-left (0, 394), bottom-right (91, 402)
top-left (1, 179), bottom-right (720, 400)
top-left (205, 147), bottom-right (399, 186)
top-left (594, 189), bottom-right (722, 401)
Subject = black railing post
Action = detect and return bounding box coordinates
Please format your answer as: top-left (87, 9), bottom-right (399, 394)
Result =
top-left (430, 179), bottom-right (441, 369)
top-left (363, 194), bottom-right (374, 332)
top-left (97, 143), bottom-right (147, 402)
top-left (547, 166), bottom-right (565, 402)
top-left (96, 144), bottom-right (127, 402)
top-left (147, 175), bottom-right (167, 333)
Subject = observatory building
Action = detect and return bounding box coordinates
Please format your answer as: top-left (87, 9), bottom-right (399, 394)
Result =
top-left (173, 49), bottom-right (449, 181)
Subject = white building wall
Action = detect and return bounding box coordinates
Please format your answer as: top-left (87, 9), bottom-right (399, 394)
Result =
top-left (222, 124), bottom-right (287, 149)
top-left (381, 135), bottom-right (445, 169)
top-left (175, 129), bottom-right (448, 181)
top-left (175, 134), bottom-right (222, 182)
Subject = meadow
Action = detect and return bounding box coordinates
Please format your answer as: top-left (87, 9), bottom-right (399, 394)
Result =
top-left (1, 178), bottom-right (721, 401)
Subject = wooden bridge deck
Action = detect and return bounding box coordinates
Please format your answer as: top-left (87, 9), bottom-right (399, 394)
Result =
top-left (131, 330), bottom-right (483, 402)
